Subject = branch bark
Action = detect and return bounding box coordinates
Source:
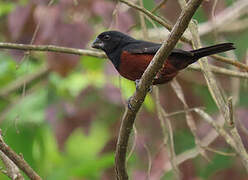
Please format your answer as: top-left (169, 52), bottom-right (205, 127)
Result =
top-left (115, 0), bottom-right (204, 179)
top-left (119, 0), bottom-right (192, 45)
top-left (0, 132), bottom-right (42, 180)
top-left (0, 150), bottom-right (24, 180)
top-left (0, 43), bottom-right (105, 58)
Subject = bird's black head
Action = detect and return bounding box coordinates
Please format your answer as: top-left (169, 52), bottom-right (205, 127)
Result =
top-left (91, 31), bottom-right (135, 54)
top-left (91, 31), bottom-right (136, 69)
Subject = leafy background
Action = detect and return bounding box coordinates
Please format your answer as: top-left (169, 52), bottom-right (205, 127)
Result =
top-left (0, 0), bottom-right (248, 179)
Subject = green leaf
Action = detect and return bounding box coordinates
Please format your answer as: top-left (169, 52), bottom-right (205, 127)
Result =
top-left (65, 125), bottom-right (109, 159)
top-left (174, 130), bottom-right (195, 154)
top-left (193, 84), bottom-right (217, 114)
top-left (5, 89), bottom-right (47, 124)
top-left (116, 78), bottom-right (136, 99)
top-left (0, 2), bottom-right (15, 17)
top-left (0, 54), bottom-right (17, 87)
top-left (143, 0), bottom-right (155, 11)
top-left (197, 152), bottom-right (233, 178)
top-left (63, 124), bottom-right (112, 179)
top-left (144, 94), bottom-right (155, 112)
top-left (81, 56), bottom-right (105, 71)
top-left (193, 8), bottom-right (207, 23)
top-left (71, 153), bottom-right (114, 178)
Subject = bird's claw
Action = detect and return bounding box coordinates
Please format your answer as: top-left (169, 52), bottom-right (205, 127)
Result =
top-left (135, 79), bottom-right (140, 90)
top-left (147, 86), bottom-right (153, 93)
top-left (135, 79), bottom-right (153, 93)
top-left (127, 97), bottom-right (135, 111)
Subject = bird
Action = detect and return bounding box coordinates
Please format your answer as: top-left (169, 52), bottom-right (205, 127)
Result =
top-left (91, 31), bottom-right (235, 86)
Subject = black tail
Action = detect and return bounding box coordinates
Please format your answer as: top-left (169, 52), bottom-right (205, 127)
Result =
top-left (170, 43), bottom-right (235, 70)
top-left (191, 43), bottom-right (235, 59)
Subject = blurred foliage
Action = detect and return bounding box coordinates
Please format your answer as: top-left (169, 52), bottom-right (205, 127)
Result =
top-left (0, 0), bottom-right (247, 179)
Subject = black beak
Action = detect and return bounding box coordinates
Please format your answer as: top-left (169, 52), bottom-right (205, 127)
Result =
top-left (91, 38), bottom-right (104, 49)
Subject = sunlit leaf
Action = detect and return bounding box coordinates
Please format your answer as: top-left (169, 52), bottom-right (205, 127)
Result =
top-left (81, 56), bottom-right (105, 71)
top-left (0, 2), bottom-right (15, 17)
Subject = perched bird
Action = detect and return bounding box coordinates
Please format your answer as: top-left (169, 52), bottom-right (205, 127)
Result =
top-left (91, 31), bottom-right (235, 85)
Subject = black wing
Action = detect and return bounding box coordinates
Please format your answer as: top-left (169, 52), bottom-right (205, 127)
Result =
top-left (123, 40), bottom-right (194, 57)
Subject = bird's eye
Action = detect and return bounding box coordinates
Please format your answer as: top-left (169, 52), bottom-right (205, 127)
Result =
top-left (103, 35), bottom-right (111, 41)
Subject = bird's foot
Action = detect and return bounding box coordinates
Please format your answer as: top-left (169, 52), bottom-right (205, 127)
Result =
top-left (127, 97), bottom-right (135, 111)
top-left (148, 86), bottom-right (153, 93)
top-left (135, 79), bottom-right (141, 90)
top-left (135, 79), bottom-right (153, 93)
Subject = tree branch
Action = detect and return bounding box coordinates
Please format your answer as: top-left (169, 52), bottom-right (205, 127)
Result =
top-left (154, 87), bottom-right (180, 178)
top-left (195, 109), bottom-right (248, 172)
top-left (0, 150), bottom-right (24, 180)
top-left (189, 64), bottom-right (248, 79)
top-left (119, 0), bottom-right (192, 45)
top-left (115, 0), bottom-right (204, 179)
top-left (0, 131), bottom-right (42, 180)
top-left (0, 43), bottom-right (105, 58)
top-left (212, 54), bottom-right (248, 72)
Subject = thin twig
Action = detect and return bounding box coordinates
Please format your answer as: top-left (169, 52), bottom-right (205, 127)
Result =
top-left (0, 43), bottom-right (106, 57)
top-left (226, 97), bottom-right (248, 171)
top-left (190, 16), bottom-right (229, 122)
top-left (227, 97), bottom-right (234, 126)
top-left (171, 79), bottom-right (209, 160)
top-left (225, 42), bottom-right (240, 105)
top-left (0, 66), bottom-right (49, 97)
top-left (164, 107), bottom-right (204, 118)
top-left (119, 0), bottom-right (192, 45)
top-left (0, 150), bottom-right (24, 180)
top-left (127, 0), bottom-right (170, 32)
top-left (138, 0), bottom-right (148, 39)
top-left (204, 146), bottom-right (236, 157)
top-left (151, 0), bottom-right (168, 13)
top-left (195, 109), bottom-right (248, 172)
top-left (143, 140), bottom-right (152, 180)
top-left (212, 54), bottom-right (248, 72)
top-left (164, 115), bottom-right (225, 172)
top-left (0, 131), bottom-right (42, 180)
top-left (154, 87), bottom-right (180, 179)
top-left (189, 64), bottom-right (248, 79)
top-left (17, 0), bottom-right (54, 98)
top-left (198, 0), bottom-right (248, 36)
top-left (126, 124), bottom-right (137, 161)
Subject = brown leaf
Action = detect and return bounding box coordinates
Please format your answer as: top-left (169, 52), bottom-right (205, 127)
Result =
top-left (92, 0), bottom-right (115, 27)
top-left (47, 53), bottom-right (79, 76)
top-left (102, 83), bottom-right (122, 105)
top-left (7, 4), bottom-right (37, 58)
top-left (150, 147), bottom-right (170, 180)
top-left (46, 87), bottom-right (101, 150)
top-left (92, 0), bottom-right (134, 32)
top-left (236, 108), bottom-right (248, 150)
top-left (202, 0), bottom-right (227, 19)
top-left (8, 4), bottom-right (36, 41)
top-left (34, 5), bottom-right (93, 75)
